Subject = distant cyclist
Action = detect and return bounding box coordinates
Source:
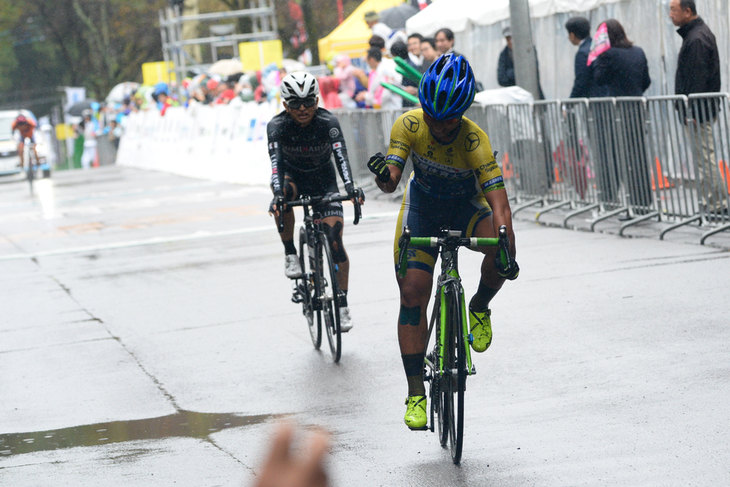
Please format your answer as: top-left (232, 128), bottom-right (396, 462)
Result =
top-left (12, 114), bottom-right (38, 170)
top-left (267, 72), bottom-right (364, 332)
top-left (367, 54), bottom-right (519, 430)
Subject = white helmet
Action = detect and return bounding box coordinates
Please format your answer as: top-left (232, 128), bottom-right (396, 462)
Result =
top-left (279, 72), bottom-right (319, 101)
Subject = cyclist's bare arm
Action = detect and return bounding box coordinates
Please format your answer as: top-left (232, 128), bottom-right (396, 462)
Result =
top-left (484, 188), bottom-right (516, 258)
top-left (374, 164), bottom-right (402, 194)
top-left (31, 143), bottom-right (40, 164)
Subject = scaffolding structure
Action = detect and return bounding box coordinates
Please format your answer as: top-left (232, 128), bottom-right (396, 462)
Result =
top-left (159, 1), bottom-right (278, 83)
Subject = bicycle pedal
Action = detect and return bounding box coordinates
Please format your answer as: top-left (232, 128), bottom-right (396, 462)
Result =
top-left (291, 294), bottom-right (303, 304)
top-left (407, 425), bottom-right (429, 432)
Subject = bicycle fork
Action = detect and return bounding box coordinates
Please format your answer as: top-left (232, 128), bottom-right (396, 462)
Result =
top-left (438, 276), bottom-right (475, 379)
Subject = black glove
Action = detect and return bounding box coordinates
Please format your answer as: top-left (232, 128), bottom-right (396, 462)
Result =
top-left (269, 194), bottom-right (286, 214)
top-left (496, 256), bottom-right (520, 280)
top-left (367, 152), bottom-right (390, 183)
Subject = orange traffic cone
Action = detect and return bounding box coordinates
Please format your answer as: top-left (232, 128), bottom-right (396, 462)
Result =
top-left (502, 152), bottom-right (514, 179)
top-left (651, 157), bottom-right (672, 190)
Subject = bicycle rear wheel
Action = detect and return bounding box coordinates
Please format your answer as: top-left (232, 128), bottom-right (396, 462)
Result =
top-left (299, 227), bottom-right (321, 349)
top-left (26, 160), bottom-right (35, 196)
top-left (319, 235), bottom-right (341, 362)
top-left (446, 283), bottom-right (466, 464)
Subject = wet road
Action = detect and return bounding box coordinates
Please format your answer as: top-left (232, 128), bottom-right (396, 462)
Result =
top-left (1, 167), bottom-right (729, 486)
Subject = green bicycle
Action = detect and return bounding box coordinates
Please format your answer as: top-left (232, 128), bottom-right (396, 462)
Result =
top-left (397, 224), bottom-right (513, 465)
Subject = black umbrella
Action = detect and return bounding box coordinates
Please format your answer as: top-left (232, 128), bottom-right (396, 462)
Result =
top-left (379, 3), bottom-right (419, 30)
top-left (66, 99), bottom-right (98, 117)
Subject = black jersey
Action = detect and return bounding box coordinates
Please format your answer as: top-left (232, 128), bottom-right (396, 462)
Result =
top-left (267, 107), bottom-right (354, 195)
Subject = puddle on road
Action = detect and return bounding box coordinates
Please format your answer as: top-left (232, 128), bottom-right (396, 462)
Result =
top-left (0, 410), bottom-right (280, 457)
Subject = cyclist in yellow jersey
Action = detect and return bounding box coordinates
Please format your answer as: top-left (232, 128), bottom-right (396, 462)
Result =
top-left (367, 54), bottom-right (519, 430)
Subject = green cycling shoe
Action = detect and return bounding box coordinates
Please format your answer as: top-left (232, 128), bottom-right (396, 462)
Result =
top-left (469, 307), bottom-right (492, 353)
top-left (404, 395), bottom-right (427, 430)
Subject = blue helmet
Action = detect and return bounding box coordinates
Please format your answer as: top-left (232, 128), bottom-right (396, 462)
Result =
top-left (418, 54), bottom-right (476, 121)
top-left (153, 82), bottom-right (169, 97)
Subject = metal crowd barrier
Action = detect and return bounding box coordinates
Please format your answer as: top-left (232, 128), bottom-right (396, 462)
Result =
top-left (334, 93), bottom-right (730, 244)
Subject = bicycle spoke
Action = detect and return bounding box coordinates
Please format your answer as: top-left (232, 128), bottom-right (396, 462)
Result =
top-left (448, 283), bottom-right (466, 464)
top-left (320, 237), bottom-right (341, 362)
top-left (299, 227), bottom-right (321, 350)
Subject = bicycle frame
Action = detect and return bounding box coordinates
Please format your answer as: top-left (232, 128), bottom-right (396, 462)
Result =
top-left (300, 200), bottom-right (335, 311)
top-left (284, 192), bottom-right (362, 311)
top-left (399, 227), bottom-right (508, 373)
top-left (397, 225), bottom-right (512, 463)
top-left (428, 245), bottom-right (474, 379)
top-left (280, 192), bottom-right (362, 362)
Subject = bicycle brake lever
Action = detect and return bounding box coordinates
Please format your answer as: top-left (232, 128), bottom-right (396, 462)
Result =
top-left (354, 202), bottom-right (361, 225)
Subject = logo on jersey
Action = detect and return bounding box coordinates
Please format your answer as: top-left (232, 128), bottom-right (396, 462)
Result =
top-left (333, 142), bottom-right (342, 149)
top-left (268, 142), bottom-right (278, 150)
top-left (329, 127), bottom-right (340, 138)
top-left (464, 132), bottom-right (480, 152)
top-left (403, 115), bottom-right (420, 133)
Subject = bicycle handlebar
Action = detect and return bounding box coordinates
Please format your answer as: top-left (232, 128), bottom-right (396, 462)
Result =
top-left (276, 191), bottom-right (363, 232)
top-left (397, 225), bottom-right (512, 279)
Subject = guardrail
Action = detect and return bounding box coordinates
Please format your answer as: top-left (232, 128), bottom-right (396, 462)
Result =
top-left (335, 94), bottom-right (730, 245)
top-left (117, 94), bottom-right (730, 244)
top-left (117, 101), bottom-right (277, 186)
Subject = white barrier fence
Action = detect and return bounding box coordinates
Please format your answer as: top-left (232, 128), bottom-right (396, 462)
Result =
top-left (117, 101), bottom-right (278, 186)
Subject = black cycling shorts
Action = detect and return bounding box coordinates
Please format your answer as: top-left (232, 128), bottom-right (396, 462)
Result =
top-left (285, 173), bottom-right (343, 219)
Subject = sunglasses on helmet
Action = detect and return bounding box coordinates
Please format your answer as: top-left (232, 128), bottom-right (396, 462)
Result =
top-left (287, 97), bottom-right (317, 109)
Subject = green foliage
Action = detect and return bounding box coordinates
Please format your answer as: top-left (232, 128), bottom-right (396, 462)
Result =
top-left (0, 0), bottom-right (167, 108)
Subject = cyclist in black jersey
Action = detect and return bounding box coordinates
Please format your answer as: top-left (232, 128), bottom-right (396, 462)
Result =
top-left (268, 72), bottom-right (364, 332)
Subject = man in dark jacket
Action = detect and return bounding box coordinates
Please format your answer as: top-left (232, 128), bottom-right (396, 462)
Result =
top-left (497, 26), bottom-right (516, 87)
top-left (670, 0), bottom-right (727, 214)
top-left (566, 17), bottom-right (607, 98)
top-left (497, 26), bottom-right (544, 98)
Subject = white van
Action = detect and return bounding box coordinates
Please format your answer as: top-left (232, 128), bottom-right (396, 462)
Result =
top-left (0, 109), bottom-right (38, 176)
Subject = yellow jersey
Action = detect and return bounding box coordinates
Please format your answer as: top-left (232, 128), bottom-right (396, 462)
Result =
top-left (386, 109), bottom-right (504, 200)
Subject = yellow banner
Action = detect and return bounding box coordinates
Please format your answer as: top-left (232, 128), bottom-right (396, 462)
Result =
top-left (238, 40), bottom-right (283, 71)
top-left (142, 61), bottom-right (177, 86)
top-left (55, 123), bottom-right (76, 141)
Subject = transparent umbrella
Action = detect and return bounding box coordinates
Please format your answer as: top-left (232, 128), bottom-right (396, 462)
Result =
top-left (208, 59), bottom-right (244, 77)
top-left (379, 4), bottom-right (419, 29)
top-left (105, 82), bottom-right (140, 104)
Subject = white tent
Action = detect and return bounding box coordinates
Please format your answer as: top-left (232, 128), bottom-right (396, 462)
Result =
top-left (406, 0), bottom-right (624, 36)
top-left (406, 0), bottom-right (730, 99)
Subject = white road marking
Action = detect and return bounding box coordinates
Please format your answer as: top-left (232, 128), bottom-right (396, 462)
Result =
top-left (0, 211), bottom-right (400, 261)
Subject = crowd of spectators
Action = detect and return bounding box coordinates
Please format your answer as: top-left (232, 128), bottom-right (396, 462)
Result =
top-left (98, 1), bottom-right (721, 142)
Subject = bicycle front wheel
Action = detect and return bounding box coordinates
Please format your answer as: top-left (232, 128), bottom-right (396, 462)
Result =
top-left (26, 162), bottom-right (35, 196)
top-left (299, 227), bottom-right (321, 349)
top-left (319, 235), bottom-right (341, 363)
top-left (440, 282), bottom-right (466, 464)
top-left (448, 283), bottom-right (467, 465)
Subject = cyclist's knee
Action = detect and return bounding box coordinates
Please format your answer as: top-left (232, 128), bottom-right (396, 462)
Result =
top-left (323, 221), bottom-right (347, 263)
top-left (399, 279), bottom-right (430, 308)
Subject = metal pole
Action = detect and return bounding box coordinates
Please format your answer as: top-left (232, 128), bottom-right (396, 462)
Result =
top-left (175, 4), bottom-right (187, 85)
top-left (160, 9), bottom-right (172, 83)
top-left (509, 0), bottom-right (540, 99)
